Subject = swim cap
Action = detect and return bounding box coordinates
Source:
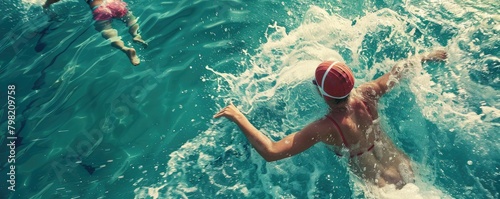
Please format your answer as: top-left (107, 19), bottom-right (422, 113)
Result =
top-left (314, 61), bottom-right (355, 100)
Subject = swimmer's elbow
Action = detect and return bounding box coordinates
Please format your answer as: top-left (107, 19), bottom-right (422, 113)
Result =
top-left (259, 148), bottom-right (278, 162)
top-left (260, 144), bottom-right (287, 162)
top-left (263, 156), bottom-right (277, 162)
top-left (262, 154), bottom-right (281, 162)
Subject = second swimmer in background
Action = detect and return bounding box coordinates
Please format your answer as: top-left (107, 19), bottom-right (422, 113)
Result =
top-left (44, 0), bottom-right (148, 66)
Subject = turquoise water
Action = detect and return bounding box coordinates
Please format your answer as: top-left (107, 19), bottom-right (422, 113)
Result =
top-left (0, 0), bottom-right (498, 198)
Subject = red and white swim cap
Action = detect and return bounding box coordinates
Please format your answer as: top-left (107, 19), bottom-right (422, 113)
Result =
top-left (314, 61), bottom-right (355, 100)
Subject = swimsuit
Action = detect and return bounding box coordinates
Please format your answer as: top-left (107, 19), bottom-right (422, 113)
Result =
top-left (326, 101), bottom-right (376, 158)
top-left (90, 0), bottom-right (129, 21)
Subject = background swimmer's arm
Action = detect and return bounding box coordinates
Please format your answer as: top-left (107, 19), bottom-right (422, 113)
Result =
top-left (43, 0), bottom-right (61, 8)
top-left (214, 102), bottom-right (324, 162)
top-left (359, 50), bottom-right (447, 99)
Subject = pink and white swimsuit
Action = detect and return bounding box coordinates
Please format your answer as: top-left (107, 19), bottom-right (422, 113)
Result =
top-left (91, 0), bottom-right (129, 21)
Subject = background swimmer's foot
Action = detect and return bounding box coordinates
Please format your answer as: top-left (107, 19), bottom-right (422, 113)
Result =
top-left (133, 35), bottom-right (148, 48)
top-left (124, 48), bottom-right (140, 66)
top-left (422, 50), bottom-right (447, 62)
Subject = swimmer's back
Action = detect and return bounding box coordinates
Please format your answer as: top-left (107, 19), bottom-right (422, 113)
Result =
top-left (321, 91), bottom-right (379, 156)
top-left (320, 86), bottom-right (414, 188)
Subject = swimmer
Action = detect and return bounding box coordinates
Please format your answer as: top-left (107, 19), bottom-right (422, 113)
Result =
top-left (43, 0), bottom-right (148, 66)
top-left (214, 50), bottom-right (447, 189)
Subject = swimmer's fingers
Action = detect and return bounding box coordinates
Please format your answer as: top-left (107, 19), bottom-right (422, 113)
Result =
top-left (434, 49), bottom-right (448, 60)
top-left (213, 101), bottom-right (242, 120)
top-left (442, 51), bottom-right (448, 60)
top-left (213, 103), bottom-right (233, 119)
top-left (213, 106), bottom-right (228, 118)
top-left (423, 49), bottom-right (448, 62)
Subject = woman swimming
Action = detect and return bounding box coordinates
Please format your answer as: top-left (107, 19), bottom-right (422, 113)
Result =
top-left (43, 0), bottom-right (147, 66)
top-left (214, 50), bottom-right (447, 189)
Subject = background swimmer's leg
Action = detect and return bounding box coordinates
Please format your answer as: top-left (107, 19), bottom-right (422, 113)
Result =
top-left (120, 12), bottom-right (148, 48)
top-left (94, 20), bottom-right (140, 66)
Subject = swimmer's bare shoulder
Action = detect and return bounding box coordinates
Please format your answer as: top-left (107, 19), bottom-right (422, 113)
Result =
top-left (357, 84), bottom-right (380, 101)
top-left (355, 81), bottom-right (384, 109)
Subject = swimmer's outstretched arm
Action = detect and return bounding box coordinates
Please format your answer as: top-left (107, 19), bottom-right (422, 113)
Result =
top-left (359, 50), bottom-right (447, 99)
top-left (214, 102), bottom-right (328, 162)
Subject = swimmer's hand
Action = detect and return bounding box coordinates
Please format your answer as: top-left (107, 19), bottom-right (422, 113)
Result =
top-left (213, 101), bottom-right (245, 122)
top-left (422, 50), bottom-right (447, 62)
